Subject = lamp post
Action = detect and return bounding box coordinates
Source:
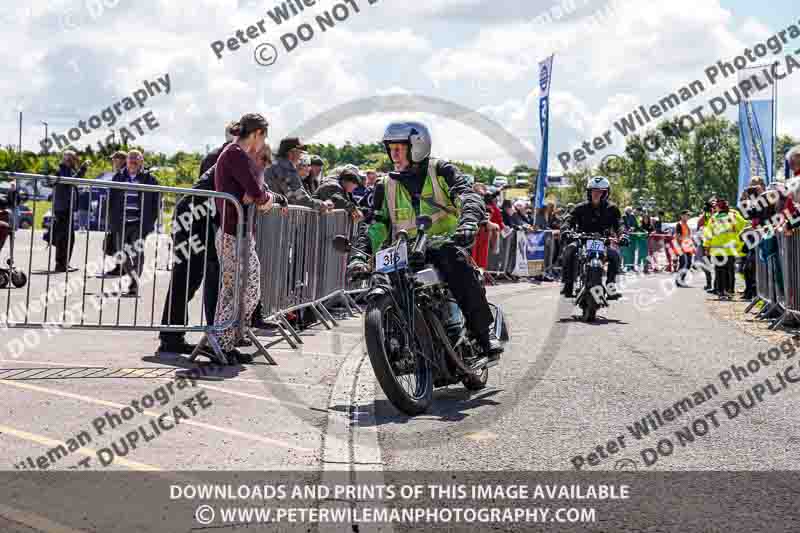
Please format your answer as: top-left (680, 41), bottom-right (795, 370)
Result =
top-left (41, 121), bottom-right (49, 176)
top-left (41, 121), bottom-right (48, 153)
top-left (18, 111), bottom-right (22, 155)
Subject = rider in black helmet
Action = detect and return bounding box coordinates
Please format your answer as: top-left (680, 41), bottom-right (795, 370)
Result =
top-left (560, 176), bottom-right (623, 299)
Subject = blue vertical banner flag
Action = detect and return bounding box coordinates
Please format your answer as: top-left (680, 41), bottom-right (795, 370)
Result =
top-left (737, 66), bottom-right (775, 206)
top-left (534, 55), bottom-right (554, 209)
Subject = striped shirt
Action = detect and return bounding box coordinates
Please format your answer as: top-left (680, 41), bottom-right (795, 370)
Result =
top-left (123, 172), bottom-right (143, 225)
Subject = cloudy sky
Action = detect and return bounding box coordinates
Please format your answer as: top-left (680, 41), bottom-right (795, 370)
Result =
top-left (2, 0), bottom-right (798, 174)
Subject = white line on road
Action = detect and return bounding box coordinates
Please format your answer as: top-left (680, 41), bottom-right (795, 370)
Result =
top-left (0, 379), bottom-right (313, 452)
top-left (319, 334), bottom-right (391, 533)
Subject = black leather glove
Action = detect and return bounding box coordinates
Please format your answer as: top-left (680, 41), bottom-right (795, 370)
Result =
top-left (619, 236), bottom-right (630, 247)
top-left (452, 222), bottom-right (478, 249)
top-left (272, 193), bottom-right (288, 207)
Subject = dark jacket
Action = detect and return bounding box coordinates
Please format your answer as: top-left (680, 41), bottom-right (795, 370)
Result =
top-left (514, 211), bottom-right (533, 227)
top-left (313, 177), bottom-right (357, 214)
top-left (173, 165), bottom-right (218, 261)
top-left (351, 158), bottom-right (483, 261)
top-left (622, 213), bottom-right (638, 230)
top-left (109, 168), bottom-right (160, 236)
top-left (199, 142), bottom-right (230, 177)
top-left (264, 157), bottom-right (323, 209)
top-left (502, 210), bottom-right (519, 228)
top-left (303, 174), bottom-right (320, 195)
top-left (562, 200), bottom-right (622, 236)
top-left (52, 163), bottom-right (86, 215)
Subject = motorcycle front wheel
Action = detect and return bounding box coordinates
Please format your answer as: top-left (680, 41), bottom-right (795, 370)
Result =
top-left (581, 267), bottom-right (603, 323)
top-left (365, 293), bottom-right (434, 415)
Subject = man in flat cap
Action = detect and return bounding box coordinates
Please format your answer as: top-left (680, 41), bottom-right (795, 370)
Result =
top-left (264, 137), bottom-right (332, 211)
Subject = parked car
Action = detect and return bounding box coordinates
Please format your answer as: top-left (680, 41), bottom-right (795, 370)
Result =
top-left (493, 176), bottom-right (509, 188)
top-left (18, 180), bottom-right (53, 201)
top-left (0, 183), bottom-right (33, 229)
top-left (660, 222), bottom-right (677, 236)
top-left (41, 186), bottom-right (109, 232)
top-left (15, 205), bottom-right (33, 229)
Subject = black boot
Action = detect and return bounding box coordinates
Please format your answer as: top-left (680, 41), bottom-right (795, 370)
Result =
top-left (478, 330), bottom-right (503, 362)
top-left (158, 338), bottom-right (197, 355)
top-left (560, 283), bottom-right (574, 298)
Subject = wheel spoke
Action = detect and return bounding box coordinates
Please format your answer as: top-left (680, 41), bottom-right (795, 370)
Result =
top-left (379, 304), bottom-right (430, 402)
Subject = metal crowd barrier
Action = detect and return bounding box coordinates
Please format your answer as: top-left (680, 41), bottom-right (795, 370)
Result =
top-left (0, 171), bottom-right (258, 366)
top-left (486, 230), bottom-right (516, 279)
top-left (753, 252), bottom-right (770, 303)
top-left (254, 207), bottom-right (360, 348)
top-left (760, 232), bottom-right (800, 330)
top-left (745, 235), bottom-right (783, 323)
top-left (543, 231), bottom-right (557, 273)
top-left (777, 230), bottom-right (800, 328)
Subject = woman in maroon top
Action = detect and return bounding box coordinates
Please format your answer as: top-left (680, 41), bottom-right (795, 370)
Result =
top-left (212, 113), bottom-right (284, 363)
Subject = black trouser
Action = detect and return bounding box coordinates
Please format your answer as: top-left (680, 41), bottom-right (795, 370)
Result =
top-left (53, 212), bottom-right (75, 270)
top-left (561, 241), bottom-right (620, 290)
top-left (743, 249), bottom-right (756, 296)
top-left (714, 256), bottom-right (735, 294)
top-left (678, 253), bottom-right (693, 283)
top-left (428, 243), bottom-right (493, 338)
top-left (114, 224), bottom-right (145, 284)
top-left (160, 227), bottom-right (220, 345)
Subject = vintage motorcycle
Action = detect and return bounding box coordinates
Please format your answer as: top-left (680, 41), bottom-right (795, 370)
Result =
top-left (334, 215), bottom-right (508, 415)
top-left (569, 232), bottom-right (626, 322)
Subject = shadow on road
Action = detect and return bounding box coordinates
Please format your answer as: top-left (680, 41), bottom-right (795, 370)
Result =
top-left (330, 388), bottom-right (503, 427)
top-left (143, 352), bottom-right (243, 381)
top-left (557, 317), bottom-right (629, 326)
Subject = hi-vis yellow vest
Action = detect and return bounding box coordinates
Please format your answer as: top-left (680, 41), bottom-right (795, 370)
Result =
top-left (703, 211), bottom-right (747, 257)
top-left (368, 159), bottom-right (460, 251)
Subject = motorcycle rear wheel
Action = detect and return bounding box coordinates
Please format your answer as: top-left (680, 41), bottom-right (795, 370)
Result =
top-left (365, 293), bottom-right (434, 415)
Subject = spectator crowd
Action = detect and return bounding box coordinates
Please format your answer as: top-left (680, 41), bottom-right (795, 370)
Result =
top-left (36, 114), bottom-right (386, 364)
top-left (19, 112), bottom-right (800, 366)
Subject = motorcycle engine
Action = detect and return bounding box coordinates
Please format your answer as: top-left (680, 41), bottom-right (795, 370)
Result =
top-left (442, 298), bottom-right (464, 342)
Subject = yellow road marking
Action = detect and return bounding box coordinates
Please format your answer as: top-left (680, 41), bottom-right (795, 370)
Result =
top-left (0, 359), bottom-right (330, 388)
top-left (0, 502), bottom-right (89, 533)
top-left (0, 423), bottom-right (160, 471)
top-left (0, 380), bottom-right (314, 452)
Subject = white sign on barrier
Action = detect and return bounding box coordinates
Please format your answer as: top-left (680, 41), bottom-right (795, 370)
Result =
top-left (512, 231), bottom-right (529, 277)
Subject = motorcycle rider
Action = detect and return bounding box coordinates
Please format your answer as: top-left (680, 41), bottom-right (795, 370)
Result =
top-left (348, 121), bottom-right (503, 361)
top-left (560, 176), bottom-right (623, 299)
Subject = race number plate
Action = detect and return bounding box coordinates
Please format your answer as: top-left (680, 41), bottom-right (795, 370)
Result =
top-left (586, 239), bottom-right (606, 253)
top-left (376, 242), bottom-right (408, 273)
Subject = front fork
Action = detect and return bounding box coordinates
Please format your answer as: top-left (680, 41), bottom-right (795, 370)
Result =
top-left (579, 263), bottom-right (607, 307)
